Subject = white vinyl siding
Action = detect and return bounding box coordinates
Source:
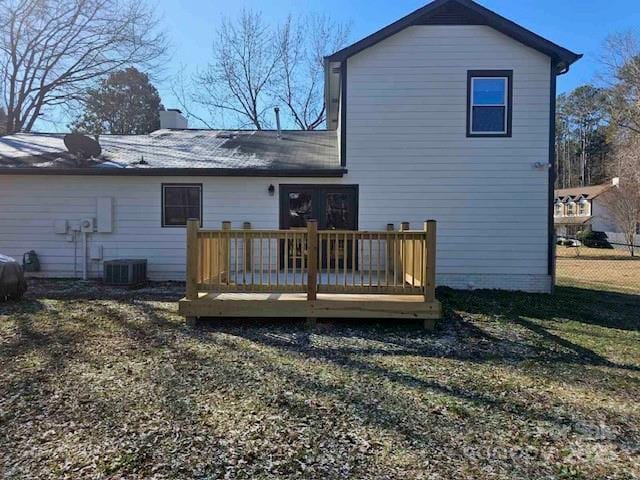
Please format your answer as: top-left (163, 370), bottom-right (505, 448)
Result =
top-left (344, 25), bottom-right (552, 292)
top-left (0, 25), bottom-right (555, 293)
top-left (0, 176), bottom-right (340, 280)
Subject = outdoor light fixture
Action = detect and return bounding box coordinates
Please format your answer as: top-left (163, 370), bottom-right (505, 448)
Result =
top-left (268, 184), bottom-right (275, 196)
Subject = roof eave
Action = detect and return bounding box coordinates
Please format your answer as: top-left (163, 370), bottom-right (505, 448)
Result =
top-left (0, 167), bottom-right (348, 177)
top-left (325, 0), bottom-right (582, 72)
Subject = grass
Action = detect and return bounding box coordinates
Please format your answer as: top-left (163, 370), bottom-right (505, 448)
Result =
top-left (1, 280), bottom-right (639, 479)
top-left (556, 246), bottom-right (640, 294)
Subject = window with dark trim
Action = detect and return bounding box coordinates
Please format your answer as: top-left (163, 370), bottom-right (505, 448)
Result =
top-left (467, 70), bottom-right (513, 137)
top-left (161, 184), bottom-right (202, 227)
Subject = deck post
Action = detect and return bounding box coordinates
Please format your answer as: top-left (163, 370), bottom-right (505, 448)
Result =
top-left (222, 221), bottom-right (231, 283)
top-left (186, 218), bottom-right (199, 300)
top-left (399, 222), bottom-right (409, 284)
top-left (386, 223), bottom-right (394, 282)
top-left (243, 222), bottom-right (251, 275)
top-left (424, 220), bottom-right (437, 302)
top-left (307, 219), bottom-right (318, 301)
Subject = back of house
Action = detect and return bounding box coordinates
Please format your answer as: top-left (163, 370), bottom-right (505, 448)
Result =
top-left (0, 0), bottom-right (580, 293)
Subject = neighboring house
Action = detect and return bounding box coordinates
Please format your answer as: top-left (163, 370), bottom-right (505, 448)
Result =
top-left (555, 178), bottom-right (639, 246)
top-left (0, 0), bottom-right (581, 293)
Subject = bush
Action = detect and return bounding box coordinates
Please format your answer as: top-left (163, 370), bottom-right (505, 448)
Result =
top-left (577, 230), bottom-right (614, 249)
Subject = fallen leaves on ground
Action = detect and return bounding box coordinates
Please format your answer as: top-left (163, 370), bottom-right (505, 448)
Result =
top-left (0, 281), bottom-right (638, 479)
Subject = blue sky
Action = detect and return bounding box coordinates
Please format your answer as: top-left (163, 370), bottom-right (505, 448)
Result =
top-left (155, 0), bottom-right (640, 108)
top-left (39, 0), bottom-right (640, 130)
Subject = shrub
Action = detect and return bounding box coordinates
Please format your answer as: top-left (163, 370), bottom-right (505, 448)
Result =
top-left (577, 230), bottom-right (614, 249)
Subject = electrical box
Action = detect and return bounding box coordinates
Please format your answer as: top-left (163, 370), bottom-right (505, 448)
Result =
top-left (53, 219), bottom-right (68, 234)
top-left (97, 197), bottom-right (113, 233)
top-left (90, 245), bottom-right (103, 260)
top-left (80, 218), bottom-right (96, 233)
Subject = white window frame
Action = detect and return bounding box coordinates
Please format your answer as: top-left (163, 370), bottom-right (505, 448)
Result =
top-left (469, 76), bottom-right (509, 135)
top-left (578, 198), bottom-right (589, 216)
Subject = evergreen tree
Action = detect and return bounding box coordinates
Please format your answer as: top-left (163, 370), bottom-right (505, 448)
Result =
top-left (72, 68), bottom-right (163, 135)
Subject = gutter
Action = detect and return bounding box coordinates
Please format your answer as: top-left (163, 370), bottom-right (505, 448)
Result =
top-left (0, 167), bottom-right (348, 177)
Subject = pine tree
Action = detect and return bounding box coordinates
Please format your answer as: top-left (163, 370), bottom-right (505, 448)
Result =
top-left (72, 68), bottom-right (163, 135)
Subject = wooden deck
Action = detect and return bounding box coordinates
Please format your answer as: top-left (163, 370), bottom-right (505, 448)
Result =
top-left (179, 292), bottom-right (442, 326)
top-left (180, 219), bottom-right (442, 328)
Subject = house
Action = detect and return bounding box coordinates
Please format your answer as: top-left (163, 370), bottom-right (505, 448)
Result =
top-left (0, 0), bottom-right (581, 295)
top-left (555, 178), bottom-right (638, 246)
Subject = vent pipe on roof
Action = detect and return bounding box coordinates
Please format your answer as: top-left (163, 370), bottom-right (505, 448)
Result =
top-left (274, 107), bottom-right (281, 139)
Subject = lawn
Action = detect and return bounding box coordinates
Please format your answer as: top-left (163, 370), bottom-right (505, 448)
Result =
top-left (1, 280), bottom-right (639, 479)
top-left (556, 246), bottom-right (640, 294)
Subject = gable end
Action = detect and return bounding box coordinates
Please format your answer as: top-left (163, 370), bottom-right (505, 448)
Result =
top-left (418, 0), bottom-right (484, 25)
top-left (326, 0), bottom-right (581, 71)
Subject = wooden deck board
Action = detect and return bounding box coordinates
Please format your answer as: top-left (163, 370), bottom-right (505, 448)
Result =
top-left (179, 292), bottom-right (442, 320)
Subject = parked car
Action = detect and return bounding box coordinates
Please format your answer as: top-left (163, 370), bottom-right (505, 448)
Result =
top-left (577, 230), bottom-right (614, 249)
top-left (0, 254), bottom-right (28, 301)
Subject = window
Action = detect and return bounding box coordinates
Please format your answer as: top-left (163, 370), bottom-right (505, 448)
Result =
top-left (467, 70), bottom-right (512, 137)
top-left (578, 199), bottom-right (589, 216)
top-left (162, 184), bottom-right (202, 227)
top-left (555, 202), bottom-right (564, 217)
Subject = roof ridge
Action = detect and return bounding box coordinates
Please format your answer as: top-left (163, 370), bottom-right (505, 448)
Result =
top-left (326, 0), bottom-right (581, 70)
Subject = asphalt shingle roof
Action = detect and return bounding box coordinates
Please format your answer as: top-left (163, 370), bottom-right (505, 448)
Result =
top-left (0, 129), bottom-right (341, 174)
top-left (555, 183), bottom-right (614, 201)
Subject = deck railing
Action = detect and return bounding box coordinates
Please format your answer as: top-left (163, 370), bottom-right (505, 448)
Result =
top-left (186, 219), bottom-right (437, 302)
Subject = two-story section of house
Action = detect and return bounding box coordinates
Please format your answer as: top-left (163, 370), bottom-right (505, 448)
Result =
top-left (324, 0), bottom-right (580, 291)
top-left (554, 181), bottom-right (617, 238)
top-left (555, 178), bottom-right (639, 246)
top-left (0, 0), bottom-right (581, 293)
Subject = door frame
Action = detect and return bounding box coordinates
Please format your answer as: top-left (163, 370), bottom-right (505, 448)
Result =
top-left (278, 184), bottom-right (359, 230)
top-left (278, 184), bottom-right (359, 270)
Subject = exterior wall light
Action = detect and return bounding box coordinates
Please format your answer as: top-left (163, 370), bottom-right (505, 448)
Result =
top-left (268, 184), bottom-right (275, 196)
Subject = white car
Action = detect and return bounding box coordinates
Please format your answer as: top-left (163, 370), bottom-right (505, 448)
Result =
top-left (0, 254), bottom-right (27, 301)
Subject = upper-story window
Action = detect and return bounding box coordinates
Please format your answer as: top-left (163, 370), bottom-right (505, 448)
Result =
top-left (578, 198), bottom-right (589, 216)
top-left (555, 202), bottom-right (564, 217)
top-left (467, 70), bottom-right (513, 137)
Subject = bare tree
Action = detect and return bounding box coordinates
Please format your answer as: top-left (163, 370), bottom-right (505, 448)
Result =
top-left (601, 181), bottom-right (640, 256)
top-left (0, 0), bottom-right (167, 134)
top-left (599, 31), bottom-right (640, 136)
top-left (179, 10), bottom-right (350, 130)
top-left (275, 14), bottom-right (350, 130)
top-left (603, 137), bottom-right (640, 256)
top-left (193, 10), bottom-right (280, 130)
